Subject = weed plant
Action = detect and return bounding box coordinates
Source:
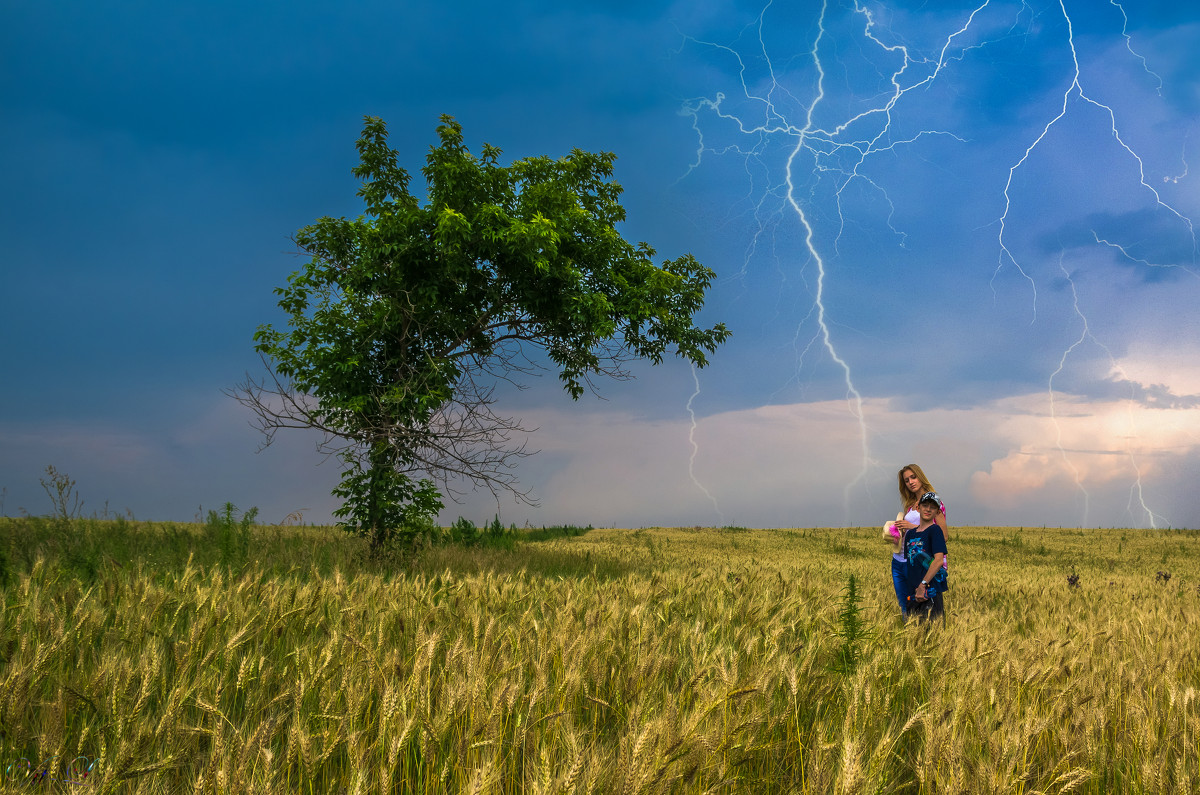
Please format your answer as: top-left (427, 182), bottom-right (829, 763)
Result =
top-left (832, 574), bottom-right (868, 674)
top-left (0, 520), bottom-right (1197, 792)
top-left (204, 502), bottom-right (258, 569)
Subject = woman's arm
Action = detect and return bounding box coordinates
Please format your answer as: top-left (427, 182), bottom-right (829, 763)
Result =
top-left (939, 507), bottom-right (950, 542)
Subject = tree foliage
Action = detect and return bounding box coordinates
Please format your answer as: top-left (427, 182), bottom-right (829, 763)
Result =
top-left (232, 115), bottom-right (730, 551)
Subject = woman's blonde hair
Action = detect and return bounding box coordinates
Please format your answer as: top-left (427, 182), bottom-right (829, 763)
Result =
top-left (897, 463), bottom-right (935, 508)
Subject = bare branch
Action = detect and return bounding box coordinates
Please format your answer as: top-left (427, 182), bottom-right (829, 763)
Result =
top-left (226, 353), bottom-right (540, 505)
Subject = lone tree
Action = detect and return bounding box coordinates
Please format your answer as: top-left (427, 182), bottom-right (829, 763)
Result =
top-left (232, 116), bottom-right (729, 551)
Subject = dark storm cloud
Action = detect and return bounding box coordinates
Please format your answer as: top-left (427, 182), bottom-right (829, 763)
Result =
top-left (1095, 376), bottom-right (1200, 409)
top-left (1044, 208), bottom-right (1199, 280)
top-left (0, 1), bottom-right (679, 157)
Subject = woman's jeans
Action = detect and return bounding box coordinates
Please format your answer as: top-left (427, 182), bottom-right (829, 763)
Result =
top-left (891, 557), bottom-right (908, 616)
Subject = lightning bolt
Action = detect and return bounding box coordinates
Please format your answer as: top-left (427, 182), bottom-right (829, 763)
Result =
top-left (1011, 1), bottom-right (1193, 526)
top-left (991, 0), bottom-right (1196, 310)
top-left (679, 0), bottom-right (1196, 528)
top-left (1070, 253), bottom-right (1172, 529)
top-left (1110, 0), bottom-right (1163, 97)
top-left (687, 364), bottom-right (725, 525)
top-left (679, 0), bottom-right (997, 517)
top-left (1116, 387), bottom-right (1167, 530)
top-left (1091, 232), bottom-right (1199, 280)
top-left (781, 5), bottom-right (873, 509)
top-left (1164, 128), bottom-right (1190, 185)
top-left (1048, 254), bottom-right (1090, 524)
top-left (1049, 257), bottom-right (1169, 528)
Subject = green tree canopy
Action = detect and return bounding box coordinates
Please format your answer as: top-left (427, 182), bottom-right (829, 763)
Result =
top-left (232, 115), bottom-right (730, 550)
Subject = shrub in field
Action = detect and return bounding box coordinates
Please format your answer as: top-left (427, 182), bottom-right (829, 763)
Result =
top-left (449, 515), bottom-right (480, 545)
top-left (482, 514), bottom-right (518, 550)
top-left (39, 464), bottom-right (83, 521)
top-left (60, 522), bottom-right (103, 583)
top-left (522, 523), bottom-right (593, 542)
top-left (204, 502), bottom-right (257, 567)
top-left (25, 466), bottom-right (104, 582)
top-left (445, 514), bottom-right (517, 550)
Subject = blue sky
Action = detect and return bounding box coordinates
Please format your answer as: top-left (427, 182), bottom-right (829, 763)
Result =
top-left (3, 0), bottom-right (1198, 530)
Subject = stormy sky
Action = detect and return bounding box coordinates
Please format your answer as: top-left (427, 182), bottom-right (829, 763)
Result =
top-left (3, 0), bottom-right (1198, 530)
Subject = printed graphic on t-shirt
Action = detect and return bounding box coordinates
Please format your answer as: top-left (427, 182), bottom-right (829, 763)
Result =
top-left (905, 528), bottom-right (948, 598)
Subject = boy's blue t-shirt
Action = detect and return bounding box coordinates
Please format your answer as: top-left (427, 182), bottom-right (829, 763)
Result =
top-left (903, 523), bottom-right (949, 598)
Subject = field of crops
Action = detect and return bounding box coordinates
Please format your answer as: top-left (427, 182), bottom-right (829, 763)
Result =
top-left (2, 516), bottom-right (1198, 793)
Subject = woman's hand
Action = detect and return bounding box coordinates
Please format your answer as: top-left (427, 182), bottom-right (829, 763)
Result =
top-left (894, 519), bottom-right (915, 531)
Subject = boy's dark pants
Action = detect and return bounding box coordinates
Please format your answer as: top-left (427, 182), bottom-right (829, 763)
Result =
top-left (907, 592), bottom-right (944, 623)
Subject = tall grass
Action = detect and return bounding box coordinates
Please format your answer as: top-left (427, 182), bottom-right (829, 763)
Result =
top-left (0, 518), bottom-right (1197, 792)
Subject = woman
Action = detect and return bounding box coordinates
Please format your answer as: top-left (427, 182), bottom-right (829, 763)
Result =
top-left (882, 464), bottom-right (949, 617)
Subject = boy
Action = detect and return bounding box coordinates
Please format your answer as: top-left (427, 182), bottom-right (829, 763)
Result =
top-left (903, 491), bottom-right (949, 622)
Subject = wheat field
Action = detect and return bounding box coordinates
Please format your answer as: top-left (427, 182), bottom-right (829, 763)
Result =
top-left (1, 518), bottom-right (1198, 793)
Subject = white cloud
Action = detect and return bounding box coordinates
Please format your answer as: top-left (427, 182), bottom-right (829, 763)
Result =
top-left (5, 382), bottom-right (1197, 531)
top-left (966, 391), bottom-right (1200, 527)
top-left (1111, 341), bottom-right (1200, 400)
top-left (453, 387), bottom-right (1200, 530)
